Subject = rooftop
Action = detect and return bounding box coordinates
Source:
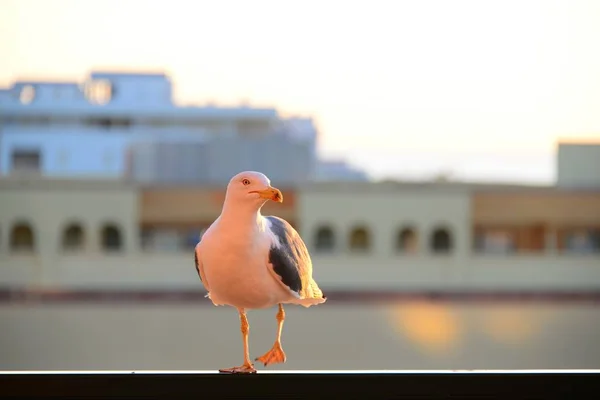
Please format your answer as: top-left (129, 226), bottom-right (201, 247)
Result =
top-left (0, 70), bottom-right (279, 120)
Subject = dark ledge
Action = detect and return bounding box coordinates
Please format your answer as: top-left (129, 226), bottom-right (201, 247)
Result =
top-left (1, 370), bottom-right (599, 399)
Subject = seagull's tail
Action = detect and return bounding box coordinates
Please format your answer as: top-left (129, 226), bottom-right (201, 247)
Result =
top-left (297, 279), bottom-right (327, 308)
top-left (297, 296), bottom-right (327, 308)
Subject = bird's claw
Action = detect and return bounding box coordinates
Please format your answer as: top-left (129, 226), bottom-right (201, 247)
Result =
top-left (218, 363), bottom-right (257, 374)
top-left (255, 341), bottom-right (287, 367)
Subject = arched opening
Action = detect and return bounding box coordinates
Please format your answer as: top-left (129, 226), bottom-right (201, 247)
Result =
top-left (349, 226), bottom-right (371, 252)
top-left (314, 225), bottom-right (335, 252)
top-left (62, 223), bottom-right (85, 251)
top-left (101, 224), bottom-right (123, 251)
top-left (430, 227), bottom-right (453, 253)
top-left (396, 227), bottom-right (418, 253)
top-left (10, 222), bottom-right (35, 252)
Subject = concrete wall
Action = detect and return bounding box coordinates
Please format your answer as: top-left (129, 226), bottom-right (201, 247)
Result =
top-left (1, 178), bottom-right (599, 291)
top-left (0, 178), bottom-right (139, 287)
top-left (298, 183), bottom-right (472, 258)
top-left (3, 253), bottom-right (599, 291)
top-left (3, 301), bottom-right (600, 371)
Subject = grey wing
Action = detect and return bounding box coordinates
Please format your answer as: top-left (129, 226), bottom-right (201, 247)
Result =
top-left (265, 216), bottom-right (312, 297)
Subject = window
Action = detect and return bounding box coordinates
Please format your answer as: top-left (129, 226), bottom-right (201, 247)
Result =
top-left (84, 80), bottom-right (112, 105)
top-left (101, 224), bottom-right (123, 251)
top-left (85, 117), bottom-right (132, 129)
top-left (314, 225), bottom-right (335, 252)
top-left (150, 229), bottom-right (182, 252)
top-left (396, 227), bottom-right (418, 253)
top-left (11, 149), bottom-right (41, 173)
top-left (62, 223), bottom-right (85, 251)
top-left (237, 119), bottom-right (271, 136)
top-left (430, 227), bottom-right (453, 254)
top-left (10, 222), bottom-right (35, 252)
top-left (473, 228), bottom-right (515, 254)
top-left (19, 85), bottom-right (35, 104)
top-left (141, 226), bottom-right (205, 252)
top-left (140, 228), bottom-right (156, 250)
top-left (564, 228), bottom-right (600, 254)
top-left (349, 226), bottom-right (371, 252)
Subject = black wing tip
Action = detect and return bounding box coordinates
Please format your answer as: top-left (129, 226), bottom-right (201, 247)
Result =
top-left (194, 248), bottom-right (203, 284)
top-left (268, 246), bottom-right (303, 294)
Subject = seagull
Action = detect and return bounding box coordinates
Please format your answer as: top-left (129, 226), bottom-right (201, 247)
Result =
top-left (194, 171), bottom-right (327, 373)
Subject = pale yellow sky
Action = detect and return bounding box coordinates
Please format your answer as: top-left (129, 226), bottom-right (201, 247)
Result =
top-left (1, 0), bottom-right (599, 181)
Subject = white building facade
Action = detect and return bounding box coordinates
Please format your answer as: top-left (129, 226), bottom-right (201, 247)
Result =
top-left (0, 71), bottom-right (339, 184)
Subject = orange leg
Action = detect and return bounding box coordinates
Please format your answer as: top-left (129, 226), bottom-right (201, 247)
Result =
top-left (255, 303), bottom-right (287, 367)
top-left (219, 308), bottom-right (257, 374)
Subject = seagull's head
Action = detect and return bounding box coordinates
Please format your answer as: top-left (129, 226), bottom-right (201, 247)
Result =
top-left (224, 171), bottom-right (283, 210)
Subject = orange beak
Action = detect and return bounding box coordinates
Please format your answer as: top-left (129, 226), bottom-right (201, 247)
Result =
top-left (250, 186), bottom-right (283, 203)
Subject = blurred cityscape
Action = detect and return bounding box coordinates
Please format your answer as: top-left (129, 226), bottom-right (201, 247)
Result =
top-left (0, 70), bottom-right (599, 371)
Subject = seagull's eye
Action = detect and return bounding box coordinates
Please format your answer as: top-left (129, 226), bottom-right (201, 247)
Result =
top-left (242, 178), bottom-right (251, 186)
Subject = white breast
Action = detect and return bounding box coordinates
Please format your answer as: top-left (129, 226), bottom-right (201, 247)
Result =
top-left (199, 222), bottom-right (291, 309)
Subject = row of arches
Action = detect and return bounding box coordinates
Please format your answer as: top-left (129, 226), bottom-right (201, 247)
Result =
top-left (2, 221), bottom-right (453, 255)
top-left (1, 221), bottom-right (124, 252)
top-left (314, 225), bottom-right (454, 253)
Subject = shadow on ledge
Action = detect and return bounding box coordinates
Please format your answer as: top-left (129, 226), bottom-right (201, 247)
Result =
top-left (2, 287), bottom-right (600, 305)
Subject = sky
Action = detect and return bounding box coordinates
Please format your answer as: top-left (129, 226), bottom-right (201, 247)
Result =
top-left (1, 0), bottom-right (599, 183)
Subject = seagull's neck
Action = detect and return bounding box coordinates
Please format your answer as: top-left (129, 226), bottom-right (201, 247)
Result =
top-left (220, 201), bottom-right (263, 229)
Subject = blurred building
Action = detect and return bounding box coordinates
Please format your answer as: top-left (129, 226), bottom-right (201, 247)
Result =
top-left (127, 126), bottom-right (316, 185)
top-left (557, 142), bottom-right (600, 188)
top-left (1, 141), bottom-right (598, 292)
top-left (0, 71), bottom-right (357, 184)
top-left (313, 159), bottom-right (370, 182)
